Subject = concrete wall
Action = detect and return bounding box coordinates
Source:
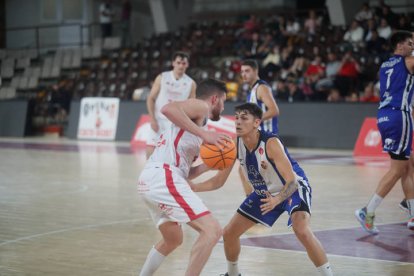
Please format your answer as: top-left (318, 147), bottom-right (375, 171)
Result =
top-left (66, 101), bottom-right (378, 149)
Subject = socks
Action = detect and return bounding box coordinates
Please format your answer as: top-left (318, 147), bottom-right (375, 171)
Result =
top-left (227, 261), bottom-right (240, 276)
top-left (366, 193), bottom-right (383, 213)
top-left (407, 199), bottom-right (414, 217)
top-left (317, 262), bottom-right (333, 276)
top-left (139, 247), bottom-right (165, 276)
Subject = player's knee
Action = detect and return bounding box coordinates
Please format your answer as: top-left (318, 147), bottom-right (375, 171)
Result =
top-left (198, 219), bottom-right (222, 244)
top-left (209, 222), bottom-right (222, 243)
top-left (293, 225), bottom-right (312, 242)
top-left (165, 234), bottom-right (183, 250)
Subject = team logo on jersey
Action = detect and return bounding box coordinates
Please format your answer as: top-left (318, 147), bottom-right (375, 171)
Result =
top-left (384, 138), bottom-right (394, 150)
top-left (158, 203), bottom-right (173, 216)
top-left (157, 134), bottom-right (166, 147)
top-left (261, 161), bottom-right (268, 170)
top-left (248, 165), bottom-right (260, 178)
top-left (259, 147), bottom-right (264, 155)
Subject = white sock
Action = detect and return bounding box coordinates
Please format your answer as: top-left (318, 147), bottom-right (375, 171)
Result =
top-left (407, 199), bottom-right (414, 217)
top-left (139, 246), bottom-right (165, 276)
top-left (366, 193), bottom-right (383, 213)
top-left (317, 262), bottom-right (333, 276)
top-left (227, 260), bottom-right (239, 276)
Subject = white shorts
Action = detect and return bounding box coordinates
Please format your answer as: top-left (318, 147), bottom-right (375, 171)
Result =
top-left (138, 163), bottom-right (210, 228)
top-left (146, 119), bottom-right (171, 147)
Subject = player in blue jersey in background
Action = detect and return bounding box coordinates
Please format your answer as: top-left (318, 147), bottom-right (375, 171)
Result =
top-left (355, 30), bottom-right (414, 234)
top-left (239, 60), bottom-right (280, 197)
top-left (191, 103), bottom-right (333, 276)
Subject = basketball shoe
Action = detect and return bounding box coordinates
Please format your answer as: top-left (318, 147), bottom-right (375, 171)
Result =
top-left (355, 207), bottom-right (379, 235)
top-left (399, 199), bottom-right (409, 213)
top-left (408, 217), bottom-right (414, 230)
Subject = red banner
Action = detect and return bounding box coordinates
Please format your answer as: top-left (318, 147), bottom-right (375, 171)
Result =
top-left (353, 117), bottom-right (386, 157)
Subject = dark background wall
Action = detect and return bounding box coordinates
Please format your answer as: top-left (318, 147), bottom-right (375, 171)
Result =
top-left (66, 101), bottom-right (378, 149)
top-left (0, 100), bottom-right (29, 137)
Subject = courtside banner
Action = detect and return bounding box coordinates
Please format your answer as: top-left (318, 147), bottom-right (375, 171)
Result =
top-left (77, 97), bottom-right (120, 140)
top-left (353, 117), bottom-right (386, 157)
top-left (130, 115), bottom-right (236, 147)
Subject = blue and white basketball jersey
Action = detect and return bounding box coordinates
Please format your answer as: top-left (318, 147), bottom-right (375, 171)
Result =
top-left (379, 55), bottom-right (414, 111)
top-left (247, 80), bottom-right (279, 134)
top-left (237, 130), bottom-right (309, 196)
top-left (377, 55), bottom-right (414, 157)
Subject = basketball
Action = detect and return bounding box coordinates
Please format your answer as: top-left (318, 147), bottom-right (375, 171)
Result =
top-left (200, 140), bottom-right (237, 170)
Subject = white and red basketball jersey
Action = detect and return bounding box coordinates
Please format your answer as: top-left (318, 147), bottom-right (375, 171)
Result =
top-left (148, 123), bottom-right (203, 177)
top-left (154, 71), bottom-right (193, 121)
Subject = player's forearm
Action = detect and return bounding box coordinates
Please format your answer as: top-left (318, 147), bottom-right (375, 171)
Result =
top-left (277, 179), bottom-right (298, 202)
top-left (188, 164), bottom-right (210, 180)
top-left (161, 103), bottom-right (205, 138)
top-left (146, 97), bottom-right (156, 120)
top-left (262, 110), bottom-right (276, 121)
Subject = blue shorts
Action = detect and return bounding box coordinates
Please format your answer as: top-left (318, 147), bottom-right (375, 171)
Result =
top-left (237, 180), bottom-right (312, 227)
top-left (377, 108), bottom-right (412, 159)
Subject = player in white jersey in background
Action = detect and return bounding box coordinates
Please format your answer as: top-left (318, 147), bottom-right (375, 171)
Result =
top-left (138, 79), bottom-right (232, 276)
top-left (239, 59), bottom-right (279, 197)
top-left (146, 51), bottom-right (197, 158)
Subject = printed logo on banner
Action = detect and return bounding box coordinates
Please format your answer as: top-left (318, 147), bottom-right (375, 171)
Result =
top-left (77, 97), bottom-right (120, 140)
top-left (364, 129), bottom-right (381, 147)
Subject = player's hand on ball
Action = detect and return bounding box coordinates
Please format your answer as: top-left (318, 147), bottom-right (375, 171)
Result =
top-left (202, 131), bottom-right (232, 150)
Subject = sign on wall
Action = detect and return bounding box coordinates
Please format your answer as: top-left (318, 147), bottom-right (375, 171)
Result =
top-left (77, 97), bottom-right (120, 140)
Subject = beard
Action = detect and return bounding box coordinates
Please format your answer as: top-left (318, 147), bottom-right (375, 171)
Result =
top-left (210, 105), bottom-right (221, 121)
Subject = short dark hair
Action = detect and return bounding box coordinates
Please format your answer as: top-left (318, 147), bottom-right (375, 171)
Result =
top-left (172, 51), bottom-right (190, 61)
top-left (196, 78), bottom-right (227, 99)
top-left (390, 30), bottom-right (413, 51)
top-left (235, 103), bottom-right (263, 119)
top-left (241, 59), bottom-right (258, 70)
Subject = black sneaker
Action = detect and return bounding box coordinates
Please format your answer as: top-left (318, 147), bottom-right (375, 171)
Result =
top-left (220, 274), bottom-right (241, 276)
top-left (399, 199), bottom-right (409, 213)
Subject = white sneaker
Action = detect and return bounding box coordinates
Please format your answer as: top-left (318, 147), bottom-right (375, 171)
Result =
top-left (408, 217), bottom-right (414, 230)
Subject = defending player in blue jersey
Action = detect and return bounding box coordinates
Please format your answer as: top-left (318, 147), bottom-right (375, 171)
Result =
top-left (239, 60), bottom-right (280, 197)
top-left (191, 103), bottom-right (333, 276)
top-left (355, 30), bottom-right (414, 234)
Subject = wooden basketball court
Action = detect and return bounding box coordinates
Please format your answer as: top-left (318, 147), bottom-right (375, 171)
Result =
top-left (0, 137), bottom-right (413, 275)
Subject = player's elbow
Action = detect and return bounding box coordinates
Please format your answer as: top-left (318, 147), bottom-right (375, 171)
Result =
top-left (160, 103), bottom-right (173, 117)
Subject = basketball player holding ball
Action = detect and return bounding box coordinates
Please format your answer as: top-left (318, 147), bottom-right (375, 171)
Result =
top-left (138, 78), bottom-right (234, 276)
top-left (191, 103), bottom-right (333, 276)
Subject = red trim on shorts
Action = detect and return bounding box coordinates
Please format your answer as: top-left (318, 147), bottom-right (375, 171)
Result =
top-left (174, 129), bottom-right (185, 166)
top-left (163, 164), bottom-right (206, 220)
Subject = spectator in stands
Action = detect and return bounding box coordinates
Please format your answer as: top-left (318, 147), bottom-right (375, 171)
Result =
top-left (279, 74), bottom-right (305, 102)
top-left (121, 0), bottom-right (131, 48)
top-left (314, 52), bottom-right (341, 101)
top-left (303, 55), bottom-right (325, 100)
top-left (378, 3), bottom-right (398, 28)
top-left (354, 2), bottom-right (373, 22)
top-left (364, 18), bottom-right (377, 42)
top-left (304, 9), bottom-right (320, 36)
top-left (335, 51), bottom-right (360, 97)
top-left (343, 20), bottom-right (364, 45)
top-left (327, 88), bottom-right (342, 102)
top-left (366, 30), bottom-right (388, 56)
top-left (359, 82), bottom-right (380, 103)
top-left (100, 0), bottom-right (114, 38)
top-left (261, 44), bottom-right (281, 77)
top-left (377, 18), bottom-right (392, 40)
top-left (396, 15), bottom-right (411, 31)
